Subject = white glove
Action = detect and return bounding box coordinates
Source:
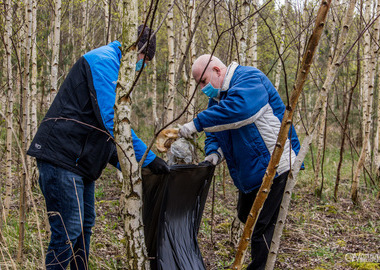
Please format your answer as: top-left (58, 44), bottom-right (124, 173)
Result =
top-left (204, 153), bottom-right (220, 165)
top-left (179, 121), bottom-right (197, 139)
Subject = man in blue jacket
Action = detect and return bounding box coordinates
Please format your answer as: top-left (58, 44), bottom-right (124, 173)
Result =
top-left (179, 54), bottom-right (302, 269)
top-left (27, 26), bottom-right (169, 270)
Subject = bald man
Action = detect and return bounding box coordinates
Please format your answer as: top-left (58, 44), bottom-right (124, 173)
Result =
top-left (179, 54), bottom-right (302, 269)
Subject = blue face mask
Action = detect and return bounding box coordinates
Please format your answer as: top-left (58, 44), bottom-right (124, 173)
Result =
top-left (202, 82), bottom-right (220, 98)
top-left (135, 59), bottom-right (147, 71)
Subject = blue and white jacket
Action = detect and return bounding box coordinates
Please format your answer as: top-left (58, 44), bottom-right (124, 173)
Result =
top-left (193, 63), bottom-right (301, 193)
top-left (27, 41), bottom-right (156, 181)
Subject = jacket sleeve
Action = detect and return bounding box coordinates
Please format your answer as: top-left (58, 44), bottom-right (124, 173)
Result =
top-left (193, 72), bottom-right (269, 133)
top-left (204, 131), bottom-right (220, 156)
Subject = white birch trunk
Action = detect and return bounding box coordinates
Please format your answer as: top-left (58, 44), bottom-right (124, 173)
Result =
top-left (81, 0), bottom-right (88, 54)
top-left (48, 0), bottom-right (61, 106)
top-left (274, 0), bottom-right (288, 90)
top-left (352, 0), bottom-right (378, 203)
top-left (247, 0), bottom-right (258, 66)
top-left (69, 0), bottom-right (76, 63)
top-left (104, 0), bottom-right (110, 44)
top-left (114, 0), bottom-right (149, 268)
top-left (152, 55), bottom-right (158, 126)
top-left (18, 0), bottom-right (33, 261)
top-left (4, 0), bottom-right (14, 219)
top-left (30, 0), bottom-right (38, 142)
top-left (166, 0), bottom-right (175, 125)
top-left (180, 1), bottom-right (189, 87)
top-left (187, 0), bottom-right (197, 122)
top-left (239, 0), bottom-right (250, 65)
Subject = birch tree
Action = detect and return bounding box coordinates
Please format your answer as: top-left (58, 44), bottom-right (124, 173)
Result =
top-left (239, 0), bottom-right (250, 65)
top-left (166, 0), bottom-right (175, 125)
top-left (114, 0), bottom-right (150, 268)
top-left (47, 0), bottom-right (61, 106)
top-left (4, 0), bottom-right (14, 219)
top-left (18, 0), bottom-right (33, 261)
top-left (187, 0), bottom-right (197, 122)
top-left (274, 0), bottom-right (288, 90)
top-left (30, 0), bottom-right (38, 139)
top-left (81, 0), bottom-right (89, 54)
top-left (351, 0), bottom-right (379, 204)
top-left (104, 0), bottom-right (111, 44)
top-left (247, 0), bottom-right (258, 66)
top-left (265, 0), bottom-right (358, 267)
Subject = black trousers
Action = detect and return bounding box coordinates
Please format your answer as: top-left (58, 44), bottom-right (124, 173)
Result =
top-left (237, 171), bottom-right (289, 270)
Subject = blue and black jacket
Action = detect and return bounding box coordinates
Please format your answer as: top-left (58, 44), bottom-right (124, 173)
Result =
top-left (193, 62), bottom-right (302, 193)
top-left (27, 41), bottom-right (156, 181)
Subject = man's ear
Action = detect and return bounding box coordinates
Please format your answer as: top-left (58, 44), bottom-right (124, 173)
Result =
top-left (213, 66), bottom-right (221, 76)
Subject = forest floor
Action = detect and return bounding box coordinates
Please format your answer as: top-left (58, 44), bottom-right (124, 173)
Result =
top-left (1, 153), bottom-right (380, 269)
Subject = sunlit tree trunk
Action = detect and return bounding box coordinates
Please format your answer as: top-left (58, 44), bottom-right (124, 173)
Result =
top-left (114, 0), bottom-right (150, 267)
top-left (4, 0), bottom-right (14, 220)
top-left (247, 0), bottom-right (258, 66)
top-left (274, 0), bottom-right (288, 90)
top-left (238, 0), bottom-right (250, 65)
top-left (166, 0), bottom-right (175, 125)
top-left (104, 0), bottom-right (111, 44)
top-left (47, 0), bottom-right (61, 106)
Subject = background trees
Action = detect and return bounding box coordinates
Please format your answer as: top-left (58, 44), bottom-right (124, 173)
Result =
top-left (0, 0), bottom-right (379, 269)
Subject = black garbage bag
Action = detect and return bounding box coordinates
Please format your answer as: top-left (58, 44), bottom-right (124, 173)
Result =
top-left (142, 163), bottom-right (215, 270)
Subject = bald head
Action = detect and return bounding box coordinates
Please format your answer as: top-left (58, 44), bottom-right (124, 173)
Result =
top-left (192, 54), bottom-right (227, 89)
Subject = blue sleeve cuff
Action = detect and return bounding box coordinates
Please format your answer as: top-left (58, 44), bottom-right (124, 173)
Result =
top-left (193, 118), bottom-right (202, 132)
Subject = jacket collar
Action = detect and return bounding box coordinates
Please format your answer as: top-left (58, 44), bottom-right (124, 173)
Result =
top-left (221, 61), bottom-right (239, 92)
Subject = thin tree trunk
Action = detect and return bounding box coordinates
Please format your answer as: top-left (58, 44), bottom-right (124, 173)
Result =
top-left (114, 0), bottom-right (149, 268)
top-left (335, 66), bottom-right (358, 200)
top-left (352, 0), bottom-right (378, 204)
top-left (30, 0), bottom-right (38, 142)
top-left (247, 0), bottom-right (258, 66)
top-left (18, 0), bottom-right (33, 262)
top-left (274, 0), bottom-right (288, 90)
top-left (152, 52), bottom-right (158, 126)
top-left (4, 0), bottom-right (14, 220)
top-left (81, 0), bottom-right (88, 54)
top-left (104, 0), bottom-right (111, 44)
top-left (265, 0), bottom-right (359, 268)
top-left (232, 2), bottom-right (331, 268)
top-left (69, 0), bottom-right (76, 63)
top-left (239, 0), bottom-right (250, 65)
top-left (47, 0), bottom-right (61, 106)
top-left (187, 0), bottom-right (197, 122)
top-left (166, 0), bottom-right (175, 125)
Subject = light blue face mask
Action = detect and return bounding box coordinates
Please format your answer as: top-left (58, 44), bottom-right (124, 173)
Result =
top-left (202, 82), bottom-right (220, 98)
top-left (136, 59), bottom-right (147, 71)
